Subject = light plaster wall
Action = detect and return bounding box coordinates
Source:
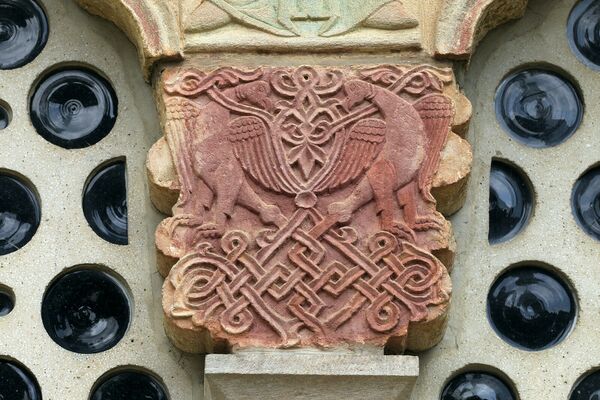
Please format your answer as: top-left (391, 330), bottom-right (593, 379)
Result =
top-left (412, 0), bottom-right (599, 398)
top-left (1, 0), bottom-right (595, 399)
top-left (0, 0), bottom-right (201, 399)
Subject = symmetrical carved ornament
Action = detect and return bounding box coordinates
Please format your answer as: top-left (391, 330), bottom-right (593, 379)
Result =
top-left (74, 0), bottom-right (528, 79)
top-left (72, 0), bottom-right (522, 357)
top-left (184, 0), bottom-right (419, 37)
top-left (181, 0), bottom-right (421, 51)
top-left (148, 64), bottom-right (472, 353)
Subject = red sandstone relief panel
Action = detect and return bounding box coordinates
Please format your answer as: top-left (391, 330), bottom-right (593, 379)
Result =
top-left (154, 65), bottom-right (464, 352)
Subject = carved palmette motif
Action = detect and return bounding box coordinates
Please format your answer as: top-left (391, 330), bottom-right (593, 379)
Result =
top-left (184, 0), bottom-right (419, 37)
top-left (156, 65), bottom-right (460, 352)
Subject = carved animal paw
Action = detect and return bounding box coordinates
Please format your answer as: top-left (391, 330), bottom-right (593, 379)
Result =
top-left (412, 214), bottom-right (446, 232)
top-left (386, 221), bottom-right (417, 243)
top-left (260, 205), bottom-right (288, 229)
top-left (193, 222), bottom-right (223, 239)
top-left (327, 201), bottom-right (354, 224)
top-left (165, 214), bottom-right (204, 235)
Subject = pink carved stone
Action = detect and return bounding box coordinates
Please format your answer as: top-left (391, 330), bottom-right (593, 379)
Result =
top-left (156, 65), bottom-right (458, 353)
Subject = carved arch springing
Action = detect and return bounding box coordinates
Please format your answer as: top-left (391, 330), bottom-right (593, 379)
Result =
top-left (436, 0), bottom-right (529, 58)
top-left (75, 0), bottom-right (183, 80)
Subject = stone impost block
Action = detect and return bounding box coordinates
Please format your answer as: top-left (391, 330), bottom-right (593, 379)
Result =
top-left (204, 352), bottom-right (419, 400)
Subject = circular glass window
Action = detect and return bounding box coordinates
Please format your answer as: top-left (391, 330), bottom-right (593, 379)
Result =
top-left (495, 68), bottom-right (583, 148)
top-left (30, 67), bottom-right (118, 149)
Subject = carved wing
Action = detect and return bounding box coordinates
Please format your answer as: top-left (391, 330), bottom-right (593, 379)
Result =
top-left (228, 116), bottom-right (298, 195)
top-left (209, 0), bottom-right (297, 37)
top-left (315, 118), bottom-right (386, 193)
top-left (413, 94), bottom-right (454, 202)
top-left (164, 97), bottom-right (205, 208)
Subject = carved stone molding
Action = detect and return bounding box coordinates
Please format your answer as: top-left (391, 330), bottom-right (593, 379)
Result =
top-left (74, 0), bottom-right (529, 78)
top-left (147, 64), bottom-right (472, 353)
top-left (75, 0), bottom-right (183, 79)
top-left (435, 0), bottom-right (528, 58)
top-left (181, 0), bottom-right (422, 52)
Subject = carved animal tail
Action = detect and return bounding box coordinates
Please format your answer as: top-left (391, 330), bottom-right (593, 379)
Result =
top-left (413, 94), bottom-right (454, 203)
top-left (164, 97), bottom-right (202, 211)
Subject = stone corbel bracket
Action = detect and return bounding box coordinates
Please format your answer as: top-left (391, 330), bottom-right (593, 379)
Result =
top-left (148, 63), bottom-right (473, 354)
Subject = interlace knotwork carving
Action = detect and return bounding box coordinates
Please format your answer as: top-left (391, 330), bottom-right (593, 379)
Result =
top-left (157, 65), bottom-right (456, 351)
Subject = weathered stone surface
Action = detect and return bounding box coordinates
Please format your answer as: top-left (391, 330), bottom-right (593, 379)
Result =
top-left (74, 0), bottom-right (530, 79)
top-left (183, 0), bottom-right (422, 52)
top-left (147, 137), bottom-right (179, 216)
top-left (152, 64), bottom-right (472, 353)
top-left (432, 132), bottom-right (473, 217)
top-left (74, 0), bottom-right (183, 79)
top-left (435, 0), bottom-right (529, 58)
top-left (204, 352), bottom-right (419, 400)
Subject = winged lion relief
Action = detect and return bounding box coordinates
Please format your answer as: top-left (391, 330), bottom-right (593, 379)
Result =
top-left (150, 65), bottom-right (471, 353)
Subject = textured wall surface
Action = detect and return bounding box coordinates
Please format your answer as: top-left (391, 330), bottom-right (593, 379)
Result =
top-left (413, 0), bottom-right (600, 398)
top-left (0, 0), bottom-right (200, 398)
top-left (2, 0), bottom-right (597, 399)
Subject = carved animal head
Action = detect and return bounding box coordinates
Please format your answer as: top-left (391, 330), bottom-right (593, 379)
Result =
top-left (164, 68), bottom-right (208, 97)
top-left (235, 81), bottom-right (274, 111)
top-left (342, 79), bottom-right (375, 111)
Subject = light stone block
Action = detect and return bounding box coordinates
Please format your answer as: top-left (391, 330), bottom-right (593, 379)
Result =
top-left (204, 352), bottom-right (418, 400)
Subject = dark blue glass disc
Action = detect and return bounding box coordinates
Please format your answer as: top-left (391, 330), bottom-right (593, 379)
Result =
top-left (572, 165), bottom-right (600, 240)
top-left (30, 68), bottom-right (118, 149)
top-left (571, 370), bottom-right (600, 400)
top-left (489, 161), bottom-right (533, 244)
top-left (0, 0), bottom-right (48, 69)
top-left (0, 103), bottom-right (9, 129)
top-left (0, 288), bottom-right (14, 316)
top-left (487, 266), bottom-right (576, 351)
top-left (91, 371), bottom-right (168, 400)
top-left (42, 268), bottom-right (130, 354)
top-left (0, 173), bottom-right (40, 256)
top-left (441, 372), bottom-right (516, 400)
top-left (83, 160), bottom-right (128, 245)
top-left (568, 0), bottom-right (600, 70)
top-left (0, 360), bottom-right (41, 400)
top-left (495, 69), bottom-right (583, 148)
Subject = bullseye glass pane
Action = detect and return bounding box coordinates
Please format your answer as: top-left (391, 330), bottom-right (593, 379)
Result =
top-left (495, 69), bottom-right (582, 148)
top-left (30, 68), bottom-right (118, 149)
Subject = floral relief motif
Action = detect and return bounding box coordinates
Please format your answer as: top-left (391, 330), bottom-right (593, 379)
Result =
top-left (156, 65), bottom-right (457, 351)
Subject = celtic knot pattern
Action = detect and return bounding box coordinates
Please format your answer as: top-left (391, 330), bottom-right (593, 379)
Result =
top-left (166, 208), bottom-right (448, 348)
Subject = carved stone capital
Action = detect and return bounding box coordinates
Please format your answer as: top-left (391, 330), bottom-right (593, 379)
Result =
top-left (147, 64), bottom-right (472, 353)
